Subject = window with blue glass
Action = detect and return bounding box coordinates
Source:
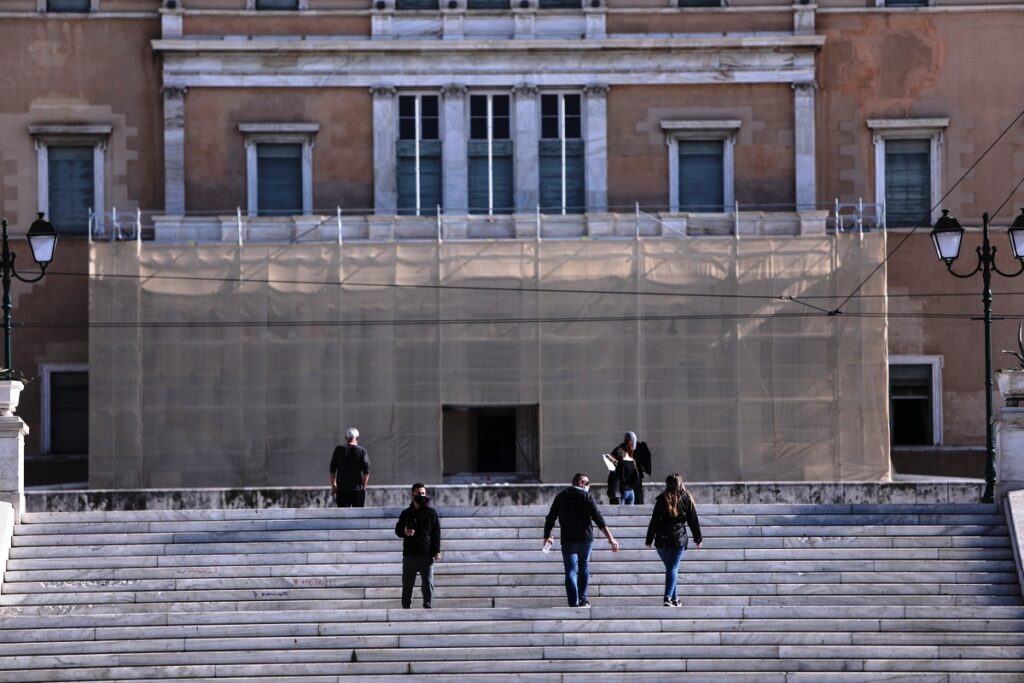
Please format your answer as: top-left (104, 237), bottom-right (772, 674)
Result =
top-left (469, 94), bottom-right (513, 215)
top-left (540, 93), bottom-right (584, 215)
top-left (398, 95), bottom-right (443, 216)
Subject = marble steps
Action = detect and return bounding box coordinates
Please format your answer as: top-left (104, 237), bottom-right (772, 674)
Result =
top-left (17, 502), bottom-right (1003, 522)
top-left (2, 504), bottom-right (1021, 681)
top-left (11, 515), bottom-right (1010, 537)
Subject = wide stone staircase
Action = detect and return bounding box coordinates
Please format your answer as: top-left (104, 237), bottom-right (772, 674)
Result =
top-left (1, 502), bottom-right (1023, 682)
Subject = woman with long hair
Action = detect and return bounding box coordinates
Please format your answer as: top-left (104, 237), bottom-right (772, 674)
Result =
top-left (645, 473), bottom-right (702, 606)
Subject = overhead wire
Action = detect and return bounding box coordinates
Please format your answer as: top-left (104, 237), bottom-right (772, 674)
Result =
top-left (829, 104), bottom-right (1024, 315)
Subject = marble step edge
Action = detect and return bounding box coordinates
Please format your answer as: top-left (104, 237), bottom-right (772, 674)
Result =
top-left (18, 503), bottom-right (1003, 524)
top-left (2, 602), bottom-right (1022, 621)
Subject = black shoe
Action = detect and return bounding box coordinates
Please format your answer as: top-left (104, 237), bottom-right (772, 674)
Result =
top-left (577, 600), bottom-right (590, 608)
top-left (402, 604), bottom-right (411, 609)
top-left (423, 604), bottom-right (431, 609)
top-left (670, 599), bottom-right (680, 607)
top-left (663, 599), bottom-right (673, 607)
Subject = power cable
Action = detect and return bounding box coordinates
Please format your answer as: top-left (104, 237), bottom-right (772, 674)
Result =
top-left (830, 104), bottom-right (1024, 315)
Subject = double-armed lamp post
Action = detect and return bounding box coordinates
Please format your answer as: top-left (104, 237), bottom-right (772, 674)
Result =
top-left (0, 213), bottom-right (58, 380)
top-left (929, 208), bottom-right (1024, 503)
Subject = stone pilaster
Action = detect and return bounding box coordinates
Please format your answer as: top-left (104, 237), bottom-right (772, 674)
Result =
top-left (513, 83), bottom-right (539, 212)
top-left (163, 86), bottom-right (187, 215)
top-left (371, 85), bottom-right (398, 214)
top-left (793, 82), bottom-right (817, 212)
top-left (442, 85), bottom-right (468, 214)
top-left (584, 83), bottom-right (609, 213)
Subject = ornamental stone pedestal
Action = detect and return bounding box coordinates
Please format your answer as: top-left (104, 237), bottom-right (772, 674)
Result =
top-left (995, 405), bottom-right (1024, 506)
top-left (0, 381), bottom-right (28, 518)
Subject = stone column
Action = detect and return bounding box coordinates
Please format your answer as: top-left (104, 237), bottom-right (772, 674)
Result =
top-left (513, 84), bottom-right (540, 212)
top-left (442, 84), bottom-right (468, 215)
top-left (0, 381), bottom-right (28, 518)
top-left (371, 85), bottom-right (398, 214)
top-left (584, 83), bottom-right (609, 213)
top-left (793, 82), bottom-right (817, 212)
top-left (163, 86), bottom-right (187, 216)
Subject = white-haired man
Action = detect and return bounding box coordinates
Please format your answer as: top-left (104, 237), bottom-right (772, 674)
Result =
top-left (330, 427), bottom-right (370, 507)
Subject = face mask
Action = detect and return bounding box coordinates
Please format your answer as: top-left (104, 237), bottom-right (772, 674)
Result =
top-left (414, 494), bottom-right (429, 506)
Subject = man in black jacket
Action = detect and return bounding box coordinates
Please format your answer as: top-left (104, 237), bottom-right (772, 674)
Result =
top-left (544, 473), bottom-right (620, 607)
top-left (395, 483), bottom-right (441, 609)
top-left (329, 427), bottom-right (370, 507)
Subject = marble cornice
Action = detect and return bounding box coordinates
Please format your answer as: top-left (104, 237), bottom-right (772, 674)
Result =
top-left (152, 35), bottom-right (825, 53)
top-left (157, 36), bottom-right (822, 88)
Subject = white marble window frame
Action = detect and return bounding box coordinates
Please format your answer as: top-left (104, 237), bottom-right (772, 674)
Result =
top-left (662, 120), bottom-right (740, 213)
top-left (38, 0), bottom-right (99, 12)
top-left (238, 123), bottom-right (319, 217)
top-left (39, 363), bottom-right (89, 456)
top-left (30, 125), bottom-right (111, 233)
top-left (889, 354), bottom-right (943, 447)
top-left (467, 90), bottom-right (515, 216)
top-left (867, 118), bottom-right (948, 228)
top-left (874, 0), bottom-right (934, 7)
top-left (245, 0), bottom-right (310, 10)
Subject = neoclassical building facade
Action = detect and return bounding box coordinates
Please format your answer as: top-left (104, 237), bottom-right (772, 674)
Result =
top-left (1, 0), bottom-right (1023, 486)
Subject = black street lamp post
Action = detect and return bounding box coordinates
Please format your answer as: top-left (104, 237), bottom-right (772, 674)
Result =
top-left (0, 213), bottom-right (58, 380)
top-left (930, 208), bottom-right (1024, 503)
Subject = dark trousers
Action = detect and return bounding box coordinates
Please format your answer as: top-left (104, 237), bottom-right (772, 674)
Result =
top-left (402, 555), bottom-right (435, 608)
top-left (336, 490), bottom-right (365, 508)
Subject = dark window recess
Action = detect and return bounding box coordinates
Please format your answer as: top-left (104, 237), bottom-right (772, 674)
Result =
top-left (890, 364), bottom-right (934, 446)
top-left (256, 0), bottom-right (299, 8)
top-left (47, 0), bottom-right (90, 11)
top-left (396, 0), bottom-right (440, 9)
top-left (256, 143), bottom-right (303, 217)
top-left (538, 0), bottom-right (579, 7)
top-left (539, 140), bottom-right (585, 214)
top-left (884, 0), bottom-right (928, 6)
top-left (469, 141), bottom-right (514, 214)
top-left (467, 0), bottom-right (508, 7)
top-left (468, 95), bottom-right (513, 215)
top-left (679, 140), bottom-right (725, 212)
top-left (677, 0), bottom-right (720, 6)
top-left (541, 94), bottom-right (581, 140)
top-left (885, 138), bottom-right (931, 228)
top-left (397, 140), bottom-right (443, 215)
top-left (48, 146), bottom-right (94, 235)
top-left (442, 405), bottom-right (540, 481)
top-left (398, 95), bottom-right (440, 140)
top-left (50, 372), bottom-right (88, 455)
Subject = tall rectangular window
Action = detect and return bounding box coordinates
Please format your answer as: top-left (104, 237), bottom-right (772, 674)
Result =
top-left (398, 95), bottom-right (442, 216)
top-left (890, 363), bottom-right (934, 446)
top-left (538, 0), bottom-right (578, 7)
top-left (48, 146), bottom-right (94, 235)
top-left (49, 371), bottom-right (89, 455)
top-left (256, 143), bottom-right (303, 217)
top-left (469, 94), bottom-right (513, 215)
top-left (256, 0), bottom-right (299, 8)
top-left (539, 93), bottom-right (584, 215)
top-left (885, 139), bottom-right (931, 228)
top-left (678, 0), bottom-right (721, 5)
top-left (396, 0), bottom-right (439, 9)
top-left (47, 0), bottom-right (91, 11)
top-left (467, 0), bottom-right (507, 7)
top-left (679, 140), bottom-right (725, 212)
top-left (884, 0), bottom-right (927, 6)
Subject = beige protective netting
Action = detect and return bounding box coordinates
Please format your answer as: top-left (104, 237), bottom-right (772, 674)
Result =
top-left (89, 234), bottom-right (890, 488)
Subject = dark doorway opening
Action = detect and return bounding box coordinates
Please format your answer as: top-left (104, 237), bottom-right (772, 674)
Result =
top-left (442, 404), bottom-right (539, 483)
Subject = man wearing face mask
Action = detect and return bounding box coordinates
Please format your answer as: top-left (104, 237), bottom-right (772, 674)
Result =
top-left (395, 483), bottom-right (442, 609)
top-left (543, 473), bottom-right (620, 607)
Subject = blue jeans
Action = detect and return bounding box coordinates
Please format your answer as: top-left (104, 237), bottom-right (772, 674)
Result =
top-left (561, 541), bottom-right (593, 606)
top-left (619, 489), bottom-right (635, 505)
top-left (656, 546), bottom-right (685, 601)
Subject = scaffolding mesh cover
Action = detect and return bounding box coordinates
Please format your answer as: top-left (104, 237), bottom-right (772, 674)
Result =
top-left (89, 235), bottom-right (890, 488)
